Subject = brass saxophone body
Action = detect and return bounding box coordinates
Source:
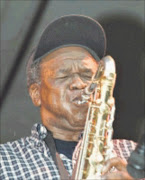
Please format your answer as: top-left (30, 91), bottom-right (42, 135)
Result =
top-left (75, 56), bottom-right (116, 179)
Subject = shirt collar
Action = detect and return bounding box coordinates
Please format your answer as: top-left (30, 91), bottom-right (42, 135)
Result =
top-left (31, 123), bottom-right (83, 141)
top-left (31, 123), bottom-right (47, 140)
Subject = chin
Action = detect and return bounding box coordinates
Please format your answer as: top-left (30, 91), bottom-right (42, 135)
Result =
top-left (70, 115), bottom-right (86, 127)
top-left (68, 123), bottom-right (85, 131)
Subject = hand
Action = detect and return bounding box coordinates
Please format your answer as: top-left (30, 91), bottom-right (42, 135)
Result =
top-left (101, 157), bottom-right (134, 180)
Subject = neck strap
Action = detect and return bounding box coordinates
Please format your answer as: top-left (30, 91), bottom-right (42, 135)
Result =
top-left (44, 130), bottom-right (70, 180)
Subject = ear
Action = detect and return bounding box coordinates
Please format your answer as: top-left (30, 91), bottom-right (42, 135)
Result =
top-left (29, 83), bottom-right (41, 107)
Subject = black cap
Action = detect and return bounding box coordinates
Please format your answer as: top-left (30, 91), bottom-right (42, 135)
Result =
top-left (33, 15), bottom-right (106, 62)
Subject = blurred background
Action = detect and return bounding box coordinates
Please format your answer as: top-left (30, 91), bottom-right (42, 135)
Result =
top-left (0, 0), bottom-right (144, 143)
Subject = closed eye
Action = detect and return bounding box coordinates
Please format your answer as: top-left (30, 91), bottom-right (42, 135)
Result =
top-left (81, 75), bottom-right (92, 80)
top-left (57, 76), bottom-right (68, 79)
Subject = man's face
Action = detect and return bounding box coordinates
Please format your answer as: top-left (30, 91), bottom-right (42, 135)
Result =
top-left (35, 47), bottom-right (98, 132)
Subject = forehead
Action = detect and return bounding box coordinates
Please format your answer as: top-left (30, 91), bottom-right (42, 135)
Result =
top-left (40, 46), bottom-right (98, 72)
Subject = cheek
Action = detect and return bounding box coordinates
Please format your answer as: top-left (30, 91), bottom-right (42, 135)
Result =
top-left (41, 82), bottom-right (67, 107)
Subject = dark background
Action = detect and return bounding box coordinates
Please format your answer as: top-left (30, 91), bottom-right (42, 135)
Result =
top-left (0, 0), bottom-right (144, 143)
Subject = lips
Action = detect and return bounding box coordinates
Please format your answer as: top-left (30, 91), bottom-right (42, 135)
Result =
top-left (72, 96), bottom-right (87, 106)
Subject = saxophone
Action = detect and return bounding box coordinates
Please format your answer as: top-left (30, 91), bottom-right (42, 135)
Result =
top-left (75, 56), bottom-right (116, 179)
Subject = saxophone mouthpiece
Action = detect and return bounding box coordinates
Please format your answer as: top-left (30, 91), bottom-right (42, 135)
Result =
top-left (85, 83), bottom-right (97, 95)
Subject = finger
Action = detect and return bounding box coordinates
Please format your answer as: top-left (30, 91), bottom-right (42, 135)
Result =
top-left (101, 171), bottom-right (134, 180)
top-left (102, 157), bottom-right (127, 174)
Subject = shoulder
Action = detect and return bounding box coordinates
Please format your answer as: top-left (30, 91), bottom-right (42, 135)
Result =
top-left (0, 136), bottom-right (33, 161)
top-left (112, 139), bottom-right (137, 161)
top-left (0, 126), bottom-right (58, 179)
top-left (1, 137), bottom-right (26, 152)
top-left (0, 123), bottom-right (47, 156)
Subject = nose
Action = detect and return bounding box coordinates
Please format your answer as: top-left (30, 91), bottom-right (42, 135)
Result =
top-left (69, 74), bottom-right (87, 90)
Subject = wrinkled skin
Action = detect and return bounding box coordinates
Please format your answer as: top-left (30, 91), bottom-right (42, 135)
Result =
top-left (101, 157), bottom-right (134, 180)
top-left (29, 46), bottom-right (98, 141)
top-left (29, 46), bottom-right (134, 180)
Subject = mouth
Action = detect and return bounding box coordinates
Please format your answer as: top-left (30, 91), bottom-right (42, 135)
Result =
top-left (72, 97), bottom-right (88, 106)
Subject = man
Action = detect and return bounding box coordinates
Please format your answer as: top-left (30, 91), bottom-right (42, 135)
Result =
top-left (0, 15), bottom-right (136, 179)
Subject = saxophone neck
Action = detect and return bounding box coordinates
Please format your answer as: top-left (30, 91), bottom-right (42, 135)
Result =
top-left (82, 56), bottom-right (116, 102)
